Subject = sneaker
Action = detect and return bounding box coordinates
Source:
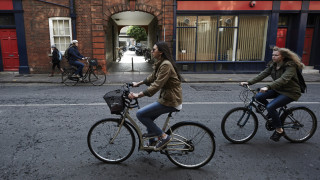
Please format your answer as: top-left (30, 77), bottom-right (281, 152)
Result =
top-left (154, 135), bottom-right (172, 150)
top-left (270, 130), bottom-right (284, 142)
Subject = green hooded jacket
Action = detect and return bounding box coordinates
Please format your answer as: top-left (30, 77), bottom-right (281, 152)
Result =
top-left (248, 61), bottom-right (301, 101)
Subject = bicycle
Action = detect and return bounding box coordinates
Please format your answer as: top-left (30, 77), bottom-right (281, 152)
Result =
top-left (221, 85), bottom-right (317, 144)
top-left (61, 57), bottom-right (106, 86)
top-left (87, 83), bottom-right (216, 169)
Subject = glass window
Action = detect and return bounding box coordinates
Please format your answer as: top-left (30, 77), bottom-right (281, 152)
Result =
top-left (49, 17), bottom-right (72, 52)
top-left (176, 27), bottom-right (196, 61)
top-left (0, 14), bottom-right (15, 26)
top-left (237, 16), bottom-right (268, 61)
top-left (278, 15), bottom-right (288, 26)
top-left (175, 15), bottom-right (268, 62)
top-left (196, 16), bottom-right (217, 61)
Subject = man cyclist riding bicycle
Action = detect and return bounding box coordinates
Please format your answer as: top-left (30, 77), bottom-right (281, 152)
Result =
top-left (67, 40), bottom-right (86, 81)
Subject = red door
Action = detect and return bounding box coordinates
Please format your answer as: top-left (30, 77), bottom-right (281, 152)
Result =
top-left (276, 28), bottom-right (287, 48)
top-left (0, 29), bottom-right (19, 71)
top-left (302, 28), bottom-right (314, 66)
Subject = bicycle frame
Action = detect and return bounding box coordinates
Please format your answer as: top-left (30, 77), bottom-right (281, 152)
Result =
top-left (112, 106), bottom-right (191, 152)
top-left (240, 85), bottom-right (299, 130)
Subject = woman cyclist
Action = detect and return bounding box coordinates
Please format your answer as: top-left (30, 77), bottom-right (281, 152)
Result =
top-left (241, 47), bottom-right (304, 142)
top-left (128, 41), bottom-right (183, 150)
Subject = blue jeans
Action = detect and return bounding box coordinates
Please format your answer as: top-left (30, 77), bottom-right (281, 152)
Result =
top-left (69, 60), bottom-right (84, 77)
top-left (255, 90), bottom-right (293, 128)
top-left (136, 102), bottom-right (177, 136)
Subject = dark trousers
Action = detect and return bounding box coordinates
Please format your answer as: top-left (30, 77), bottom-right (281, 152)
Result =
top-left (255, 90), bottom-right (293, 128)
top-left (69, 60), bottom-right (84, 77)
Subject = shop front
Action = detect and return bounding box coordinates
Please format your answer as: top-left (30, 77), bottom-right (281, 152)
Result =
top-left (174, 1), bottom-right (320, 73)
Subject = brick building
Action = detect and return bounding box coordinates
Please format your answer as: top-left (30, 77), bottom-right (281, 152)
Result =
top-left (0, 0), bottom-right (320, 74)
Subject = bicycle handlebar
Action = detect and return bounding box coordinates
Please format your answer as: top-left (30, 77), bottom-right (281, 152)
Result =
top-left (123, 83), bottom-right (140, 109)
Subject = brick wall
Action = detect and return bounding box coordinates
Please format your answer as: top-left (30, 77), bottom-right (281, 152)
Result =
top-left (22, 0), bottom-right (174, 73)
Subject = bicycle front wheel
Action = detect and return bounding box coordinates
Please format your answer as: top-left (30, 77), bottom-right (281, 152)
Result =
top-left (165, 122), bottom-right (216, 169)
top-left (87, 118), bottom-right (136, 163)
top-left (89, 67), bottom-right (106, 86)
top-left (221, 107), bottom-right (258, 144)
top-left (61, 68), bottom-right (78, 86)
top-left (282, 106), bottom-right (317, 143)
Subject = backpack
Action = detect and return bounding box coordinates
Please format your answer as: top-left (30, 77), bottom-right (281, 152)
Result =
top-left (64, 46), bottom-right (71, 60)
top-left (58, 51), bottom-right (63, 61)
top-left (296, 68), bottom-right (307, 93)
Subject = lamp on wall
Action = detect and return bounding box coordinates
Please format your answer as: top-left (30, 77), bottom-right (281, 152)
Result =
top-left (249, 1), bottom-right (256, 7)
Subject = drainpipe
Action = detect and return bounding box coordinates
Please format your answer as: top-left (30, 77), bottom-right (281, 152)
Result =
top-left (69, 0), bottom-right (76, 40)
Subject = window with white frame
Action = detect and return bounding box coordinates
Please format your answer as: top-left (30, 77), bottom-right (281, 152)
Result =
top-left (49, 17), bottom-right (72, 52)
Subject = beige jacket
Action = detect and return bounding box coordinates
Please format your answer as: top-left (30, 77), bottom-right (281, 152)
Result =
top-left (143, 60), bottom-right (182, 107)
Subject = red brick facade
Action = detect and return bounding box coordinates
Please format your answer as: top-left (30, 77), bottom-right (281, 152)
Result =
top-left (22, 0), bottom-right (174, 73)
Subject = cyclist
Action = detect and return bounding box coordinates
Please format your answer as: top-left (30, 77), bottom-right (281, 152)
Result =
top-left (67, 40), bottom-right (86, 81)
top-left (240, 46), bottom-right (304, 142)
top-left (128, 41), bottom-right (183, 150)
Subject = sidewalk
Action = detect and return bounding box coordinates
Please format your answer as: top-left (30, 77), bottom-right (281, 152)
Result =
top-left (1, 71), bottom-right (319, 84)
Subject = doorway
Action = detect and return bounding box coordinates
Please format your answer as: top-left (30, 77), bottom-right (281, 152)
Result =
top-left (0, 29), bottom-right (19, 71)
top-left (302, 28), bottom-right (314, 66)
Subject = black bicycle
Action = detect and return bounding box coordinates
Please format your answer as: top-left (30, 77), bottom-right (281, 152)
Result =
top-left (62, 57), bottom-right (106, 86)
top-left (221, 85), bottom-right (317, 143)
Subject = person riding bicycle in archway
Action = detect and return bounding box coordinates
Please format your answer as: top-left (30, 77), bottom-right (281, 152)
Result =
top-left (128, 41), bottom-right (183, 150)
top-left (67, 40), bottom-right (86, 81)
top-left (240, 47), bottom-right (304, 142)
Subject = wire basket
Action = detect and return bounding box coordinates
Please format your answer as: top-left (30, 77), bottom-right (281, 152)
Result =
top-left (103, 89), bottom-right (124, 114)
top-left (89, 58), bottom-right (98, 66)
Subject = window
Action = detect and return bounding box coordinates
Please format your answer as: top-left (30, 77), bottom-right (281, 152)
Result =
top-left (0, 13), bottom-right (15, 26)
top-left (176, 15), bottom-right (269, 62)
top-left (49, 17), bottom-right (72, 52)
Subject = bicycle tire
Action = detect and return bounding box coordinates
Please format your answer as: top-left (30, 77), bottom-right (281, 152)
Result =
top-left (221, 107), bottom-right (258, 144)
top-left (165, 121), bottom-right (216, 169)
top-left (87, 118), bottom-right (136, 163)
top-left (89, 67), bottom-right (106, 86)
top-left (61, 68), bottom-right (78, 86)
top-left (281, 106), bottom-right (317, 143)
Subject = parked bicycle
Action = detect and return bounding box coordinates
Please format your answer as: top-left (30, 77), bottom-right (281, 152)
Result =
top-left (62, 57), bottom-right (106, 86)
top-left (221, 85), bottom-right (317, 144)
top-left (87, 83), bottom-right (216, 169)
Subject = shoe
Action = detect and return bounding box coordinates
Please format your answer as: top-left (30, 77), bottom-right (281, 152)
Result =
top-left (154, 135), bottom-right (172, 150)
top-left (270, 130), bottom-right (284, 142)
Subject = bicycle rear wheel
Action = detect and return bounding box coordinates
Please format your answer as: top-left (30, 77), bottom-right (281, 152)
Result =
top-left (89, 67), bottom-right (106, 86)
top-left (165, 122), bottom-right (215, 169)
top-left (221, 107), bottom-right (258, 143)
top-left (282, 106), bottom-right (317, 143)
top-left (61, 68), bottom-right (78, 86)
top-left (87, 118), bottom-right (135, 163)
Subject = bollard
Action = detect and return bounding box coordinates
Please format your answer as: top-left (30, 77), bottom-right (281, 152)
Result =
top-left (131, 57), bottom-right (134, 71)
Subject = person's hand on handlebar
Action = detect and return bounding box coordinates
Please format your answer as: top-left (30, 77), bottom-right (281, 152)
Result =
top-left (132, 81), bottom-right (143, 87)
top-left (128, 92), bottom-right (144, 99)
top-left (240, 82), bottom-right (248, 86)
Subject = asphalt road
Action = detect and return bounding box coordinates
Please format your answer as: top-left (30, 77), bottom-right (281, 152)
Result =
top-left (0, 83), bottom-right (319, 180)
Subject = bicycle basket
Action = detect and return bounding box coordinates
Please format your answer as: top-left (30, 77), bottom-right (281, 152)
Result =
top-left (103, 89), bottom-right (124, 114)
top-left (89, 58), bottom-right (98, 66)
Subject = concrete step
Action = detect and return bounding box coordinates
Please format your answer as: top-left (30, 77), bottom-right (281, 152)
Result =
top-left (302, 66), bottom-right (319, 74)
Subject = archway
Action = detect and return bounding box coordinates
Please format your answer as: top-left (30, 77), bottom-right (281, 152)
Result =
top-left (105, 11), bottom-right (159, 73)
